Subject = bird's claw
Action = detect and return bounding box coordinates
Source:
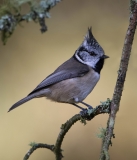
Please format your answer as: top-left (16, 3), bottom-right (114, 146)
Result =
top-left (80, 108), bottom-right (88, 117)
top-left (87, 105), bottom-right (93, 109)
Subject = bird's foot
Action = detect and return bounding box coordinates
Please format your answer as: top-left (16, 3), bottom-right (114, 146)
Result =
top-left (80, 102), bottom-right (94, 120)
top-left (72, 102), bottom-right (93, 118)
top-left (80, 108), bottom-right (88, 117)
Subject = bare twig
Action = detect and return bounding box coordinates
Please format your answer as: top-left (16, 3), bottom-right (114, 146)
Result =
top-left (23, 143), bottom-right (54, 160)
top-left (100, 1), bottom-right (137, 160)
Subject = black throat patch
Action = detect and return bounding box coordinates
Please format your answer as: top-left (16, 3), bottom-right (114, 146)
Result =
top-left (93, 58), bottom-right (105, 74)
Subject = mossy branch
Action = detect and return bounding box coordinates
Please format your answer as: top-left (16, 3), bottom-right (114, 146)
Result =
top-left (100, 1), bottom-right (137, 160)
top-left (23, 99), bottom-right (111, 160)
top-left (0, 0), bottom-right (61, 44)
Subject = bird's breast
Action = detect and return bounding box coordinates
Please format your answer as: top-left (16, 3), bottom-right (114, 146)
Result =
top-left (47, 68), bottom-right (100, 103)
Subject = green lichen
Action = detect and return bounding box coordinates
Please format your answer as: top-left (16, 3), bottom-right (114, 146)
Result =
top-left (0, 0), bottom-right (61, 44)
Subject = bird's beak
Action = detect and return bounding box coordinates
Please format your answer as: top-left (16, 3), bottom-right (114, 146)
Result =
top-left (102, 55), bottom-right (109, 59)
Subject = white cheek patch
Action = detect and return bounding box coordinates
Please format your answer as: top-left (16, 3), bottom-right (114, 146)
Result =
top-left (74, 51), bottom-right (98, 68)
top-left (86, 61), bottom-right (96, 68)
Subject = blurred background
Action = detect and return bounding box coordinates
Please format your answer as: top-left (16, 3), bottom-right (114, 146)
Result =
top-left (0, 0), bottom-right (137, 159)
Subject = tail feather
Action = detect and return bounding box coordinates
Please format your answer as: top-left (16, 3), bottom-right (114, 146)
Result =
top-left (8, 94), bottom-right (36, 112)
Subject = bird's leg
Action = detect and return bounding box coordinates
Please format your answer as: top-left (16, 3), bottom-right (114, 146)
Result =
top-left (72, 103), bottom-right (85, 110)
top-left (72, 103), bottom-right (90, 117)
top-left (72, 103), bottom-right (93, 117)
top-left (80, 101), bottom-right (93, 109)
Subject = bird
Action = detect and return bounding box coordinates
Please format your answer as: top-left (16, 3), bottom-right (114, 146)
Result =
top-left (8, 27), bottom-right (109, 112)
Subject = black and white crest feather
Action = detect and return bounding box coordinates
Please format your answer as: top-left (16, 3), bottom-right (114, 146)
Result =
top-left (84, 27), bottom-right (104, 52)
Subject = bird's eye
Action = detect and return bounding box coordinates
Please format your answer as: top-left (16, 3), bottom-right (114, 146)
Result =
top-left (90, 51), bottom-right (96, 56)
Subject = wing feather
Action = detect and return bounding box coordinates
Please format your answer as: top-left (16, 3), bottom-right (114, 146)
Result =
top-left (28, 67), bottom-right (89, 95)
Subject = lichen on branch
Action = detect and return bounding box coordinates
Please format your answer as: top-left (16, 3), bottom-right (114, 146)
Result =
top-left (0, 0), bottom-right (61, 44)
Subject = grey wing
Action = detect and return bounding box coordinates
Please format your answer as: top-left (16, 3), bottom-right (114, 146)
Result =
top-left (28, 67), bottom-right (89, 95)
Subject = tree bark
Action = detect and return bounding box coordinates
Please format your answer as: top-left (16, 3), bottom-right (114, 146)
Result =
top-left (100, 1), bottom-right (137, 160)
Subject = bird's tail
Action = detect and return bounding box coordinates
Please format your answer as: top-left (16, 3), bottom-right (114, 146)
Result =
top-left (8, 94), bottom-right (36, 112)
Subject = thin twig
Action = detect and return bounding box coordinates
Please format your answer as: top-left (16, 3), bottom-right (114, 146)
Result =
top-left (23, 143), bottom-right (54, 160)
top-left (100, 1), bottom-right (137, 160)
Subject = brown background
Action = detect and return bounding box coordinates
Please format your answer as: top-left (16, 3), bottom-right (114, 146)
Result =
top-left (0, 0), bottom-right (137, 159)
